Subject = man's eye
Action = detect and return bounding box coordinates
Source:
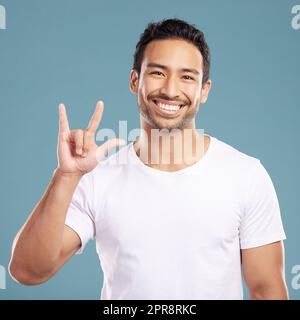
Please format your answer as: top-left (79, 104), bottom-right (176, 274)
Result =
top-left (182, 75), bottom-right (194, 80)
top-left (150, 71), bottom-right (164, 76)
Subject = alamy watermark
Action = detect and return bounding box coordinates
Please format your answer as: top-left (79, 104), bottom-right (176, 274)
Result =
top-left (291, 265), bottom-right (300, 290)
top-left (291, 5), bottom-right (300, 30)
top-left (94, 122), bottom-right (206, 166)
top-left (0, 4), bottom-right (6, 30)
top-left (0, 265), bottom-right (6, 289)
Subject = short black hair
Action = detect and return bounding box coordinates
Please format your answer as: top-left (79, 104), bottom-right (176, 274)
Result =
top-left (133, 18), bottom-right (211, 85)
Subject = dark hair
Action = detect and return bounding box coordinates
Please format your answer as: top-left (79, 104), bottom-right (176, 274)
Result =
top-left (133, 18), bottom-right (211, 85)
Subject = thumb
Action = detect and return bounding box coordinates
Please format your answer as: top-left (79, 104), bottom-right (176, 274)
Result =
top-left (95, 138), bottom-right (126, 163)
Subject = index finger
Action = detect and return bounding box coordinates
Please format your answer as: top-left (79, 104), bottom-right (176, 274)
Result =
top-left (58, 103), bottom-right (70, 133)
top-left (86, 101), bottom-right (104, 133)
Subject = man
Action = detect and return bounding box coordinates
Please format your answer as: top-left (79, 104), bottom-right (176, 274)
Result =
top-left (9, 18), bottom-right (288, 300)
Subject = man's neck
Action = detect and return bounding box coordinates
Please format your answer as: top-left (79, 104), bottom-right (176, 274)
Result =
top-left (133, 120), bottom-right (210, 172)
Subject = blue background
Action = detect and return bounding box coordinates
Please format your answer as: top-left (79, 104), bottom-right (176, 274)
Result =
top-left (0, 0), bottom-right (299, 299)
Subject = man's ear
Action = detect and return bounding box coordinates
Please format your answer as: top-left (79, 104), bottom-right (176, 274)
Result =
top-left (200, 79), bottom-right (212, 104)
top-left (129, 69), bottom-right (139, 94)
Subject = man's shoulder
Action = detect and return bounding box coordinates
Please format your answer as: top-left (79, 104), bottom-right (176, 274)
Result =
top-left (212, 136), bottom-right (261, 171)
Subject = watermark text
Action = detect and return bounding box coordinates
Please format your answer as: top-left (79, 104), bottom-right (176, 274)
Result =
top-left (0, 4), bottom-right (6, 30)
top-left (291, 5), bottom-right (300, 30)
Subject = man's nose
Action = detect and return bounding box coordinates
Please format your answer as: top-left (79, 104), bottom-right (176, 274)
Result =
top-left (160, 76), bottom-right (180, 98)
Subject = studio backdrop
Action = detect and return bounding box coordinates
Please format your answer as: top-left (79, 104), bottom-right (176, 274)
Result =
top-left (0, 0), bottom-right (299, 299)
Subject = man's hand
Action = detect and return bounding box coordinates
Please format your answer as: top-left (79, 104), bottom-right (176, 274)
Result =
top-left (57, 101), bottom-right (125, 175)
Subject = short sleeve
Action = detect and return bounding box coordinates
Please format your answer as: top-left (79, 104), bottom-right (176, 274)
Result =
top-left (65, 172), bottom-right (95, 254)
top-left (239, 160), bottom-right (286, 249)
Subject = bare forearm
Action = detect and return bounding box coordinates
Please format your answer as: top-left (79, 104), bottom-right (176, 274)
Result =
top-left (250, 283), bottom-right (289, 300)
top-left (9, 168), bottom-right (82, 279)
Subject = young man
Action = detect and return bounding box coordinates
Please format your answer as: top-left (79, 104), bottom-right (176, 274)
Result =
top-left (9, 19), bottom-right (288, 300)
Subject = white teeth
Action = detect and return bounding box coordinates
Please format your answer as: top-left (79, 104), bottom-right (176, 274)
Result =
top-left (157, 102), bottom-right (181, 111)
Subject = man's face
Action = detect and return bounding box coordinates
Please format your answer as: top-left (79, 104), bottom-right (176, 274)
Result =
top-left (130, 39), bottom-right (211, 130)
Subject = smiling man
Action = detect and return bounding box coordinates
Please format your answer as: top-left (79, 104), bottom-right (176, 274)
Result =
top-left (9, 18), bottom-right (288, 300)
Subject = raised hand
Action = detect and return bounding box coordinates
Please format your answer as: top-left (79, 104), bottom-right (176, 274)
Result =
top-left (57, 101), bottom-right (125, 175)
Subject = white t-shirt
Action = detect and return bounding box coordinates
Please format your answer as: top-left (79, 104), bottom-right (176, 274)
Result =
top-left (65, 134), bottom-right (286, 300)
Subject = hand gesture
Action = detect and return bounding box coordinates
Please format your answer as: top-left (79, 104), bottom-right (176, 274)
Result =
top-left (57, 101), bottom-right (125, 175)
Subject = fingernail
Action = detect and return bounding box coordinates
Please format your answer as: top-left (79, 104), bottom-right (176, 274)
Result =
top-left (82, 151), bottom-right (87, 157)
top-left (77, 149), bottom-right (82, 155)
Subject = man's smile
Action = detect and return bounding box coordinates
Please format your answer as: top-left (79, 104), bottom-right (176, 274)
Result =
top-left (151, 99), bottom-right (187, 117)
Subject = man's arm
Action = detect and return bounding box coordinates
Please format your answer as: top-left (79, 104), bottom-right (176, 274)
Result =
top-left (9, 101), bottom-right (125, 285)
top-left (9, 170), bottom-right (83, 285)
top-left (242, 241), bottom-right (289, 299)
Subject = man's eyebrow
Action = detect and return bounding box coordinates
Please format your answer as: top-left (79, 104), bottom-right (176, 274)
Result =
top-left (146, 63), bottom-right (200, 76)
